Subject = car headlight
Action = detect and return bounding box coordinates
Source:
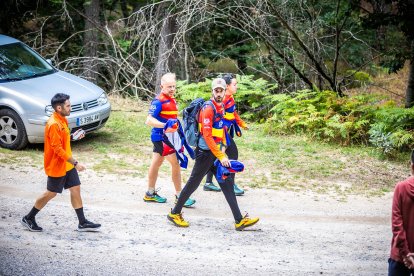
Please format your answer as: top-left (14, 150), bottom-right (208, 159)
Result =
top-left (97, 92), bottom-right (108, 105)
top-left (45, 105), bottom-right (54, 116)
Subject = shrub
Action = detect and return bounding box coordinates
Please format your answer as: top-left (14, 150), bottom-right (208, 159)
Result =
top-left (176, 75), bottom-right (276, 121)
top-left (176, 79), bottom-right (211, 104)
top-left (345, 70), bottom-right (373, 88)
top-left (264, 90), bottom-right (376, 144)
top-left (368, 107), bottom-right (414, 154)
top-left (368, 124), bottom-right (394, 155)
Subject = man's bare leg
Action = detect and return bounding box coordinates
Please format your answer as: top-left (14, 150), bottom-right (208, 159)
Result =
top-left (165, 153), bottom-right (181, 193)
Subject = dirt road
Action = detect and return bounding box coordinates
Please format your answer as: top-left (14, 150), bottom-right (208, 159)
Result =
top-left (0, 163), bottom-right (392, 275)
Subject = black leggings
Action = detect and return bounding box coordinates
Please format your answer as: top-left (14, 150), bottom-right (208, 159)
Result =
top-left (172, 148), bottom-right (243, 222)
top-left (206, 136), bottom-right (238, 185)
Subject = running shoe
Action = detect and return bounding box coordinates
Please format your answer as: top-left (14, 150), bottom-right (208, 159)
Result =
top-left (21, 216), bottom-right (43, 232)
top-left (167, 211), bottom-right (189, 227)
top-left (175, 195), bottom-right (196, 208)
top-left (235, 213), bottom-right (259, 231)
top-left (78, 219), bottom-right (101, 232)
top-left (143, 190), bottom-right (167, 203)
top-left (234, 184), bottom-right (245, 196)
top-left (203, 182), bottom-right (221, 192)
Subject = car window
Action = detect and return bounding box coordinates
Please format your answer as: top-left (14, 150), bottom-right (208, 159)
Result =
top-left (0, 42), bottom-right (56, 82)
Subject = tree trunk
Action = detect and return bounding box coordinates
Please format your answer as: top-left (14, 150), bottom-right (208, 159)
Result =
top-left (237, 57), bottom-right (247, 72)
top-left (183, 33), bottom-right (190, 82)
top-left (405, 60), bottom-right (414, 108)
top-left (0, 0), bottom-right (14, 34)
top-left (267, 53), bottom-right (285, 92)
top-left (83, 0), bottom-right (100, 83)
top-left (120, 0), bottom-right (129, 26)
top-left (154, 4), bottom-right (177, 94)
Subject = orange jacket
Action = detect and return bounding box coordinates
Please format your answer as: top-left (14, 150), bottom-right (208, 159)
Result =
top-left (44, 112), bottom-right (74, 177)
top-left (199, 99), bottom-right (227, 161)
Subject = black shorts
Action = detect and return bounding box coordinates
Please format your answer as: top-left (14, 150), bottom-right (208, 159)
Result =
top-left (152, 141), bottom-right (164, 155)
top-left (152, 141), bottom-right (175, 156)
top-left (47, 168), bottom-right (81, 193)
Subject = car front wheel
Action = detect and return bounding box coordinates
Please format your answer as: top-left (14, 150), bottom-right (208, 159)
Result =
top-left (0, 109), bottom-right (28, 150)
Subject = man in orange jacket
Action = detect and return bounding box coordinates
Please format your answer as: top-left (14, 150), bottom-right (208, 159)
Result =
top-left (203, 73), bottom-right (248, 195)
top-left (21, 93), bottom-right (100, 232)
top-left (167, 78), bottom-right (259, 231)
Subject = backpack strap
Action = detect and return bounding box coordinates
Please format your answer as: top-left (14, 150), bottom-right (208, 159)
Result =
top-left (198, 100), bottom-right (218, 126)
top-left (204, 100), bottom-right (219, 119)
top-left (196, 100), bottom-right (222, 148)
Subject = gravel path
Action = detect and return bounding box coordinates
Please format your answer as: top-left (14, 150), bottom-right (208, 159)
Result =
top-left (0, 164), bottom-right (393, 275)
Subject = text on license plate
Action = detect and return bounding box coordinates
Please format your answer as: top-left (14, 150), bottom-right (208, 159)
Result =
top-left (76, 114), bottom-right (100, 126)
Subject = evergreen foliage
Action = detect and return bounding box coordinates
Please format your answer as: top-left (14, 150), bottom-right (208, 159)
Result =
top-left (176, 75), bottom-right (277, 121)
top-left (176, 75), bottom-right (414, 155)
top-left (265, 89), bottom-right (414, 155)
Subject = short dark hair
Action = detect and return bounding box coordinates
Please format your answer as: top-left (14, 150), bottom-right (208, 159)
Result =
top-left (51, 93), bottom-right (70, 110)
top-left (221, 73), bottom-right (236, 85)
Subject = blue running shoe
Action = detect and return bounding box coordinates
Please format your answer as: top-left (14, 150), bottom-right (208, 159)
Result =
top-left (175, 195), bottom-right (196, 208)
top-left (203, 182), bottom-right (221, 192)
top-left (234, 184), bottom-right (245, 196)
top-left (143, 190), bottom-right (167, 203)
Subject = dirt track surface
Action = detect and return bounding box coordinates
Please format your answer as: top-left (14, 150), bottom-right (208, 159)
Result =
top-left (0, 164), bottom-right (393, 275)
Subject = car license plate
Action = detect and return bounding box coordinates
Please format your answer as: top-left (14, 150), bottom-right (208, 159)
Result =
top-left (76, 114), bottom-right (99, 126)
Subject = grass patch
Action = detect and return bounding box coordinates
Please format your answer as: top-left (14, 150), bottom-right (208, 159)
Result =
top-left (0, 147), bottom-right (43, 166)
top-left (236, 124), bottom-right (407, 195)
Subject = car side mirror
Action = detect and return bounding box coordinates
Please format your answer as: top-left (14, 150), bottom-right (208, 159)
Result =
top-left (46, 59), bottom-right (54, 66)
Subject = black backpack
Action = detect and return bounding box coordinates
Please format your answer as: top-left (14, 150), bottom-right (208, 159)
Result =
top-left (182, 98), bottom-right (216, 148)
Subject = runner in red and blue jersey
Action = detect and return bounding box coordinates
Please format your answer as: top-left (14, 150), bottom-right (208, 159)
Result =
top-left (203, 73), bottom-right (248, 196)
top-left (144, 73), bottom-right (195, 207)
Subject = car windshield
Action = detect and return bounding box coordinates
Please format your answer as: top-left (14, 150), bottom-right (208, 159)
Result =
top-left (0, 42), bottom-right (56, 83)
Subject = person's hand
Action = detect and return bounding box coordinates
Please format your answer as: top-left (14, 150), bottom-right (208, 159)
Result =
top-left (72, 129), bottom-right (85, 140)
top-left (240, 122), bottom-right (249, 130)
top-left (164, 120), bottom-right (178, 133)
top-left (409, 253), bottom-right (414, 269)
top-left (404, 253), bottom-right (414, 269)
top-left (75, 162), bottom-right (86, 172)
top-left (220, 157), bottom-right (230, 167)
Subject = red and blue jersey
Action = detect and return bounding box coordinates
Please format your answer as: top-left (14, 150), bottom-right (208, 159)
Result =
top-left (222, 95), bottom-right (247, 129)
top-left (148, 93), bottom-right (178, 142)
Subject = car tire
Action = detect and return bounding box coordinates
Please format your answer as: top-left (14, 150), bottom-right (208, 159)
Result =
top-left (0, 108), bottom-right (28, 150)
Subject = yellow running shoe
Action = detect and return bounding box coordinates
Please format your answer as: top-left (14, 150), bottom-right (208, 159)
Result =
top-left (167, 212), bottom-right (189, 227)
top-left (235, 213), bottom-right (259, 231)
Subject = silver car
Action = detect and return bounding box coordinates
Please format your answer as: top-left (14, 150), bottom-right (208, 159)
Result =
top-left (0, 35), bottom-right (111, 150)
